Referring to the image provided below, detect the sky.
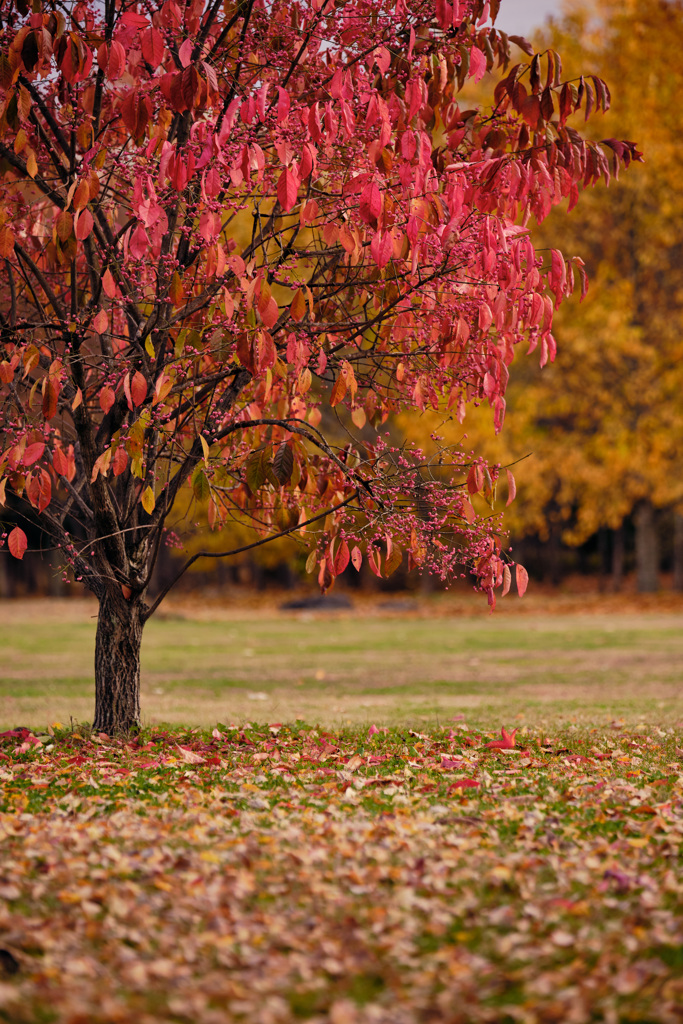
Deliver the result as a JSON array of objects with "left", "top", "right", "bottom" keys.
[{"left": 493, "top": 0, "right": 565, "bottom": 36}]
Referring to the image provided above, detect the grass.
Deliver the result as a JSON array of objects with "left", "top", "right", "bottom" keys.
[
  {"left": 1, "top": 593, "right": 683, "bottom": 730},
  {"left": 2, "top": 593, "right": 683, "bottom": 1022}
]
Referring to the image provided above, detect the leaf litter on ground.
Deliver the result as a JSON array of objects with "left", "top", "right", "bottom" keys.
[{"left": 0, "top": 720, "right": 682, "bottom": 1023}]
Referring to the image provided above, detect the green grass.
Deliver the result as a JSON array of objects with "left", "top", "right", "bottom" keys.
[{"left": 1, "top": 597, "right": 682, "bottom": 730}]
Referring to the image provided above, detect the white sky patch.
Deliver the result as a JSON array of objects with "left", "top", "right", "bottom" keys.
[{"left": 493, "top": 0, "right": 565, "bottom": 36}]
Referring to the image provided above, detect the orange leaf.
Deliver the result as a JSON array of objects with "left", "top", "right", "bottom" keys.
[
  {"left": 99, "top": 386, "right": 116, "bottom": 414},
  {"left": 290, "top": 288, "right": 307, "bottom": 322},
  {"left": 42, "top": 380, "right": 58, "bottom": 420},
  {"left": 330, "top": 373, "right": 347, "bottom": 407}
]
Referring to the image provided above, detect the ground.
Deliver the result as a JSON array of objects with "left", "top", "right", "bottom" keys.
[
  {"left": 2, "top": 591, "right": 683, "bottom": 729},
  {"left": 0, "top": 592, "right": 682, "bottom": 1023}
]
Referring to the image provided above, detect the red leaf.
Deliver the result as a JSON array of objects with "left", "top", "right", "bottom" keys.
[
  {"left": 516, "top": 563, "right": 529, "bottom": 597},
  {"left": 113, "top": 448, "right": 128, "bottom": 476},
  {"left": 521, "top": 95, "right": 541, "bottom": 128},
  {"left": 370, "top": 230, "right": 392, "bottom": 268},
  {"left": 8, "top": 527, "right": 27, "bottom": 560},
  {"left": 52, "top": 447, "right": 69, "bottom": 476},
  {"left": 359, "top": 180, "right": 382, "bottom": 224},
  {"left": 351, "top": 545, "right": 362, "bottom": 571},
  {"left": 333, "top": 538, "right": 350, "bottom": 575},
  {"left": 102, "top": 268, "right": 117, "bottom": 299},
  {"left": 75, "top": 209, "right": 93, "bottom": 240},
  {"left": 260, "top": 296, "right": 279, "bottom": 329},
  {"left": 485, "top": 727, "right": 518, "bottom": 750},
  {"left": 449, "top": 778, "right": 480, "bottom": 789},
  {"left": 277, "top": 165, "right": 300, "bottom": 212},
  {"left": 36, "top": 470, "right": 51, "bottom": 512},
  {"left": 23, "top": 442, "right": 45, "bottom": 467},
  {"left": 130, "top": 371, "right": 147, "bottom": 407},
  {"left": 141, "top": 26, "right": 165, "bottom": 68}
]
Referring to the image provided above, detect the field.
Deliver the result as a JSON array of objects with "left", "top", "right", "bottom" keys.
[
  {"left": 2, "top": 593, "right": 683, "bottom": 730},
  {"left": 0, "top": 594, "right": 682, "bottom": 1023}
]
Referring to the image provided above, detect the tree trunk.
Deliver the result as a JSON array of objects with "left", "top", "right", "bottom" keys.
[
  {"left": 93, "top": 589, "right": 145, "bottom": 734},
  {"left": 634, "top": 501, "right": 659, "bottom": 593},
  {"left": 611, "top": 525, "right": 624, "bottom": 592},
  {"left": 674, "top": 512, "right": 683, "bottom": 592}
]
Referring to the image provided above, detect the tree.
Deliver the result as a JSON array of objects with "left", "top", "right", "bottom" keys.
[
  {"left": 0, "top": 0, "right": 637, "bottom": 732},
  {"left": 427, "top": 0, "right": 682, "bottom": 592}
]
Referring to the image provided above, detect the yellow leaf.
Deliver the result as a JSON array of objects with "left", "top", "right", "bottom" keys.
[
  {"left": 26, "top": 151, "right": 37, "bottom": 179},
  {"left": 141, "top": 485, "right": 155, "bottom": 514},
  {"left": 200, "top": 434, "right": 210, "bottom": 463}
]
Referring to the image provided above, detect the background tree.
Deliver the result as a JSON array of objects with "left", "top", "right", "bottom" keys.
[
  {"left": 0, "top": 0, "right": 637, "bottom": 732},
  {"left": 422, "top": 0, "right": 682, "bottom": 592}
]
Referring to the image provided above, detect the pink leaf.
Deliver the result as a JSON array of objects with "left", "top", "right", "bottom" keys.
[
  {"left": 506, "top": 468, "right": 516, "bottom": 506},
  {"left": 277, "top": 87, "right": 290, "bottom": 123},
  {"left": 368, "top": 724, "right": 380, "bottom": 737},
  {"left": 440, "top": 756, "right": 465, "bottom": 769},
  {"left": 176, "top": 745, "right": 205, "bottom": 764},
  {"left": 469, "top": 46, "right": 487, "bottom": 83},
  {"left": 516, "top": 563, "right": 529, "bottom": 597},
  {"left": 178, "top": 38, "right": 194, "bottom": 68},
  {"left": 351, "top": 545, "right": 362, "bottom": 571},
  {"left": 450, "top": 778, "right": 480, "bottom": 789},
  {"left": 129, "top": 223, "right": 149, "bottom": 260}
]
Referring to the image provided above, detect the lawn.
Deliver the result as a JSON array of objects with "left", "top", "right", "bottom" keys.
[
  {"left": 0, "top": 594, "right": 682, "bottom": 1023},
  {"left": 1, "top": 594, "right": 683, "bottom": 730}
]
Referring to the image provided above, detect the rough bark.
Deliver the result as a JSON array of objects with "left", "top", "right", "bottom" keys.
[
  {"left": 634, "top": 500, "right": 659, "bottom": 593},
  {"left": 93, "top": 589, "right": 145, "bottom": 734}
]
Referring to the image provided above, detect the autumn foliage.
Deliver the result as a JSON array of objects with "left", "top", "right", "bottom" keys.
[{"left": 0, "top": 0, "right": 638, "bottom": 729}]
